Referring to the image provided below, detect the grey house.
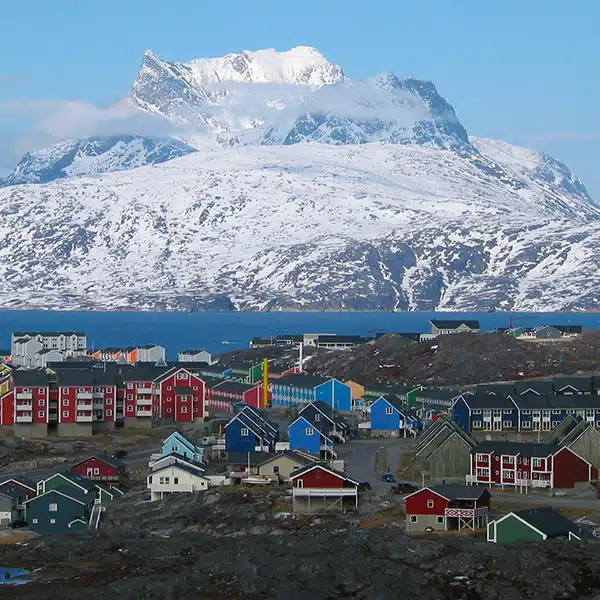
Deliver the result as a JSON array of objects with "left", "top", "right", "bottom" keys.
[{"left": 0, "top": 492, "right": 16, "bottom": 525}]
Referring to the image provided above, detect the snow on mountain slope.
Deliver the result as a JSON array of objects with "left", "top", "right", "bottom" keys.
[
  {"left": 0, "top": 143, "right": 598, "bottom": 312},
  {"left": 0, "top": 135, "right": 196, "bottom": 186}
]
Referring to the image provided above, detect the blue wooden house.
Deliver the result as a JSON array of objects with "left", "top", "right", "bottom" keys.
[
  {"left": 161, "top": 431, "right": 205, "bottom": 464},
  {"left": 288, "top": 414, "right": 335, "bottom": 458},
  {"left": 23, "top": 488, "right": 93, "bottom": 535},
  {"left": 451, "top": 394, "right": 518, "bottom": 433},
  {"left": 297, "top": 401, "right": 349, "bottom": 442},
  {"left": 315, "top": 379, "right": 352, "bottom": 412},
  {"left": 270, "top": 374, "right": 328, "bottom": 407},
  {"left": 224, "top": 407, "right": 278, "bottom": 453},
  {"left": 370, "top": 395, "right": 421, "bottom": 436}
]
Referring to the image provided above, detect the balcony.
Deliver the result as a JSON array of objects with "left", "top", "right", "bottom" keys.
[
  {"left": 93, "top": 401, "right": 104, "bottom": 409},
  {"left": 16, "top": 391, "right": 32, "bottom": 400},
  {"left": 76, "top": 392, "right": 93, "bottom": 400},
  {"left": 77, "top": 400, "right": 93, "bottom": 409},
  {"left": 76, "top": 414, "right": 94, "bottom": 423},
  {"left": 292, "top": 487, "right": 357, "bottom": 498},
  {"left": 15, "top": 400, "right": 32, "bottom": 408},
  {"left": 15, "top": 414, "right": 33, "bottom": 423},
  {"left": 137, "top": 388, "right": 153, "bottom": 396},
  {"left": 136, "top": 398, "right": 153, "bottom": 406},
  {"left": 445, "top": 506, "right": 489, "bottom": 518},
  {"left": 136, "top": 408, "right": 153, "bottom": 417}
]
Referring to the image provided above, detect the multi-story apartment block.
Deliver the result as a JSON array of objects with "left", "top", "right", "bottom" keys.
[{"left": 11, "top": 332, "right": 87, "bottom": 367}]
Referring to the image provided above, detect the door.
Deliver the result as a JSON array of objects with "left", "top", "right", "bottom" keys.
[
  {"left": 87, "top": 468, "right": 94, "bottom": 477},
  {"left": 493, "top": 421, "right": 502, "bottom": 431}
]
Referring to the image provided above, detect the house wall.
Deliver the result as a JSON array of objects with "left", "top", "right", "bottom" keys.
[
  {"left": 553, "top": 447, "right": 595, "bottom": 488},
  {"left": 225, "top": 418, "right": 261, "bottom": 453},
  {"left": 345, "top": 381, "right": 365, "bottom": 400},
  {"left": 288, "top": 418, "right": 322, "bottom": 454},
  {"left": 493, "top": 516, "right": 543, "bottom": 543},
  {"left": 315, "top": 380, "right": 352, "bottom": 412},
  {"left": 257, "top": 456, "right": 305, "bottom": 479},
  {"left": 451, "top": 398, "right": 470, "bottom": 432},
  {"left": 371, "top": 398, "right": 401, "bottom": 431},
  {"left": 25, "top": 491, "right": 88, "bottom": 535},
  {"left": 71, "top": 458, "right": 119, "bottom": 481},
  {"left": 406, "top": 513, "right": 447, "bottom": 533},
  {"left": 0, "top": 391, "right": 14, "bottom": 426},
  {"left": 405, "top": 489, "right": 448, "bottom": 516},
  {"left": 294, "top": 467, "right": 345, "bottom": 489},
  {"left": 422, "top": 434, "right": 473, "bottom": 479},
  {"left": 42, "top": 475, "right": 89, "bottom": 497},
  {"left": 568, "top": 429, "right": 600, "bottom": 468},
  {"left": 148, "top": 465, "right": 208, "bottom": 501},
  {"left": 157, "top": 370, "right": 205, "bottom": 423}
]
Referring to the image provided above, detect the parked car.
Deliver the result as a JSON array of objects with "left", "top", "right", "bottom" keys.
[
  {"left": 381, "top": 472, "right": 396, "bottom": 483},
  {"left": 358, "top": 481, "right": 372, "bottom": 492},
  {"left": 391, "top": 482, "right": 418, "bottom": 495},
  {"left": 9, "top": 519, "right": 27, "bottom": 529},
  {"left": 112, "top": 449, "right": 128, "bottom": 460}
]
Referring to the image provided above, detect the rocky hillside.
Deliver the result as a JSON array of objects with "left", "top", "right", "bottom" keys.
[
  {"left": 304, "top": 332, "right": 600, "bottom": 385},
  {"left": 3, "top": 489, "right": 600, "bottom": 599}
]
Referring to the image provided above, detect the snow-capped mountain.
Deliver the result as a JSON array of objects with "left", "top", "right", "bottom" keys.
[
  {"left": 0, "top": 135, "right": 196, "bottom": 186},
  {"left": 0, "top": 46, "right": 597, "bottom": 311}
]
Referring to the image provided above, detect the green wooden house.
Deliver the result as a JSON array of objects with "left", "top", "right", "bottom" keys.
[
  {"left": 23, "top": 488, "right": 93, "bottom": 535},
  {"left": 487, "top": 508, "right": 581, "bottom": 543},
  {"left": 37, "top": 472, "right": 97, "bottom": 499},
  {"left": 363, "top": 381, "right": 423, "bottom": 406}
]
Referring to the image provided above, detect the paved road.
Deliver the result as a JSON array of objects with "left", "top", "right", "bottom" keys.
[
  {"left": 0, "top": 449, "right": 154, "bottom": 483},
  {"left": 336, "top": 438, "right": 415, "bottom": 493},
  {"left": 491, "top": 489, "right": 600, "bottom": 511}
]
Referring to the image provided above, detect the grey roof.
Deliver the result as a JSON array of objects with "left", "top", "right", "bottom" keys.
[
  {"left": 120, "top": 365, "right": 170, "bottom": 382},
  {"left": 551, "top": 325, "right": 583, "bottom": 334},
  {"left": 462, "top": 394, "right": 516, "bottom": 409},
  {"left": 212, "top": 380, "right": 257, "bottom": 395},
  {"left": 54, "top": 370, "right": 97, "bottom": 386},
  {"left": 227, "top": 452, "right": 276, "bottom": 466},
  {"left": 415, "top": 417, "right": 477, "bottom": 457},
  {"left": 257, "top": 450, "right": 316, "bottom": 468},
  {"left": 316, "top": 335, "right": 370, "bottom": 344},
  {"left": 515, "top": 381, "right": 555, "bottom": 395},
  {"left": 473, "top": 441, "right": 560, "bottom": 457},
  {"left": 429, "top": 484, "right": 488, "bottom": 501},
  {"left": 542, "top": 415, "right": 581, "bottom": 444},
  {"left": 289, "top": 462, "right": 359, "bottom": 485},
  {"left": 510, "top": 508, "right": 579, "bottom": 538},
  {"left": 415, "top": 388, "right": 464, "bottom": 401},
  {"left": 180, "top": 349, "right": 210, "bottom": 354},
  {"left": 301, "top": 400, "right": 348, "bottom": 428},
  {"left": 12, "top": 369, "right": 49, "bottom": 386},
  {"left": 553, "top": 377, "right": 592, "bottom": 393},
  {"left": 13, "top": 331, "right": 86, "bottom": 337},
  {"left": 511, "top": 394, "right": 600, "bottom": 410},
  {"left": 151, "top": 462, "right": 208, "bottom": 479},
  {"left": 476, "top": 383, "right": 516, "bottom": 396},
  {"left": 375, "top": 394, "right": 404, "bottom": 411},
  {"left": 273, "top": 373, "right": 329, "bottom": 388},
  {"left": 430, "top": 320, "right": 480, "bottom": 330}
]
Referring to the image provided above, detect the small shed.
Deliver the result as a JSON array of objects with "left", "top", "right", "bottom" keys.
[{"left": 487, "top": 507, "right": 581, "bottom": 543}]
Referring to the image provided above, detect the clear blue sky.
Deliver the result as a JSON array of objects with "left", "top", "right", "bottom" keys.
[{"left": 1, "top": 0, "right": 599, "bottom": 198}]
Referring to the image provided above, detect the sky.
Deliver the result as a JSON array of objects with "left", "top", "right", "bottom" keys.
[{"left": 1, "top": 0, "right": 599, "bottom": 198}]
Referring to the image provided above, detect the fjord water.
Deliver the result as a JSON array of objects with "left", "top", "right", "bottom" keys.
[{"left": 0, "top": 311, "right": 598, "bottom": 358}]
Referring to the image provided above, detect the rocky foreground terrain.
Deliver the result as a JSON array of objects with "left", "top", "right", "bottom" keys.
[
  {"left": 2, "top": 489, "right": 600, "bottom": 599},
  {"left": 219, "top": 331, "right": 600, "bottom": 387}
]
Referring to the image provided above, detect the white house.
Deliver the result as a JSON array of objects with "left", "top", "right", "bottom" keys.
[
  {"left": 178, "top": 349, "right": 213, "bottom": 364},
  {"left": 147, "top": 463, "right": 210, "bottom": 502}
]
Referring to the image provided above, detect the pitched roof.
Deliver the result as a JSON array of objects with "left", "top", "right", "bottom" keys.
[
  {"left": 514, "top": 381, "right": 554, "bottom": 395},
  {"left": 430, "top": 320, "right": 480, "bottom": 330},
  {"left": 289, "top": 462, "right": 359, "bottom": 485},
  {"left": 461, "top": 394, "right": 516, "bottom": 410},
  {"left": 415, "top": 417, "right": 477, "bottom": 458},
  {"left": 476, "top": 383, "right": 516, "bottom": 396},
  {"left": 70, "top": 455, "right": 124, "bottom": 470},
  {"left": 473, "top": 441, "right": 560, "bottom": 457},
  {"left": 24, "top": 487, "right": 89, "bottom": 506},
  {"left": 509, "top": 508, "right": 579, "bottom": 538},
  {"left": 553, "top": 377, "right": 592, "bottom": 393},
  {"left": 374, "top": 394, "right": 404, "bottom": 411},
  {"left": 299, "top": 401, "right": 348, "bottom": 428},
  {"left": 426, "top": 484, "right": 488, "bottom": 501},
  {"left": 12, "top": 369, "right": 49, "bottom": 386},
  {"left": 273, "top": 373, "right": 329, "bottom": 388},
  {"left": 257, "top": 450, "right": 316, "bottom": 468},
  {"left": 511, "top": 394, "right": 600, "bottom": 410},
  {"left": 151, "top": 462, "right": 209, "bottom": 480},
  {"left": 415, "top": 388, "right": 464, "bottom": 401},
  {"left": 212, "top": 380, "right": 258, "bottom": 395}
]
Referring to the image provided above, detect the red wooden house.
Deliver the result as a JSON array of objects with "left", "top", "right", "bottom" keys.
[
  {"left": 289, "top": 463, "right": 358, "bottom": 513},
  {"left": 154, "top": 368, "right": 207, "bottom": 423},
  {"left": 404, "top": 485, "right": 490, "bottom": 533},
  {"left": 210, "top": 380, "right": 271, "bottom": 410},
  {"left": 70, "top": 456, "right": 125, "bottom": 484},
  {"left": 468, "top": 441, "right": 597, "bottom": 489}
]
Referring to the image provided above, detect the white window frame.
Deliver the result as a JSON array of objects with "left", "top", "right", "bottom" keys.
[
  {"left": 472, "top": 409, "right": 481, "bottom": 415},
  {"left": 475, "top": 453, "right": 485, "bottom": 461},
  {"left": 306, "top": 428, "right": 314, "bottom": 436},
  {"left": 49, "top": 503, "right": 58, "bottom": 512},
  {"left": 314, "top": 414, "right": 321, "bottom": 421},
  {"left": 240, "top": 428, "right": 249, "bottom": 436},
  {"left": 62, "top": 410, "right": 69, "bottom": 417},
  {"left": 532, "top": 458, "right": 543, "bottom": 467},
  {"left": 522, "top": 410, "right": 531, "bottom": 415},
  {"left": 38, "top": 411, "right": 44, "bottom": 418},
  {"left": 62, "top": 388, "right": 68, "bottom": 393},
  {"left": 503, "top": 421, "right": 511, "bottom": 428},
  {"left": 522, "top": 421, "right": 532, "bottom": 428},
  {"left": 502, "top": 470, "right": 513, "bottom": 479},
  {"left": 436, "top": 516, "right": 444, "bottom": 524},
  {"left": 106, "top": 410, "right": 112, "bottom": 416},
  {"left": 385, "top": 407, "right": 394, "bottom": 415},
  {"left": 427, "top": 499, "right": 434, "bottom": 508},
  {"left": 472, "top": 421, "right": 482, "bottom": 428},
  {"left": 409, "top": 515, "right": 418, "bottom": 523},
  {"left": 181, "top": 406, "right": 188, "bottom": 413},
  {"left": 32, "top": 518, "right": 38, "bottom": 524}
]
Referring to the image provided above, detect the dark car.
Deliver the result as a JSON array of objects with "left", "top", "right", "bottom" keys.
[
  {"left": 391, "top": 482, "right": 418, "bottom": 494},
  {"left": 381, "top": 472, "right": 396, "bottom": 483},
  {"left": 9, "top": 519, "right": 27, "bottom": 529},
  {"left": 358, "top": 481, "right": 372, "bottom": 492},
  {"left": 112, "top": 449, "right": 128, "bottom": 460}
]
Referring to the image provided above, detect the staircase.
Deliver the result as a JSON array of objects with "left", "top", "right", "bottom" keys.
[
  {"left": 330, "top": 430, "right": 346, "bottom": 443},
  {"left": 88, "top": 504, "right": 102, "bottom": 530}
]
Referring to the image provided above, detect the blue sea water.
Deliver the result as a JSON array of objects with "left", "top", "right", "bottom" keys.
[{"left": 0, "top": 311, "right": 599, "bottom": 359}]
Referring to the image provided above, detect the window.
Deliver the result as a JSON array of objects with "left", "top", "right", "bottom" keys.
[
  {"left": 436, "top": 516, "right": 444, "bottom": 524},
  {"left": 166, "top": 408, "right": 172, "bottom": 413},
  {"left": 177, "top": 373, "right": 187, "bottom": 379},
  {"left": 495, "top": 470, "right": 499, "bottom": 475},
  {"left": 148, "top": 476, "right": 152, "bottom": 484},
  {"left": 106, "top": 410, "right": 112, "bottom": 416},
  {"left": 127, "top": 406, "right": 134, "bottom": 412},
  {"left": 314, "top": 414, "right": 321, "bottom": 421},
  {"left": 49, "top": 503, "right": 58, "bottom": 512},
  {"left": 95, "top": 387, "right": 101, "bottom": 393},
  {"left": 472, "top": 410, "right": 481, "bottom": 414},
  {"left": 174, "top": 478, "right": 179, "bottom": 484},
  {"left": 193, "top": 386, "right": 198, "bottom": 391},
  {"left": 32, "top": 518, "right": 38, "bottom": 524},
  {"left": 384, "top": 407, "right": 394, "bottom": 415},
  {"left": 181, "top": 406, "right": 188, "bottom": 413},
  {"left": 522, "top": 421, "right": 532, "bottom": 428},
  {"left": 159, "top": 477, "right": 170, "bottom": 484},
  {"left": 106, "top": 399, "right": 112, "bottom": 405},
  {"left": 502, "top": 470, "right": 513, "bottom": 479},
  {"left": 127, "top": 394, "right": 133, "bottom": 400},
  {"left": 167, "top": 386, "right": 172, "bottom": 391},
  {"left": 39, "top": 399, "right": 45, "bottom": 406},
  {"left": 93, "top": 468, "right": 100, "bottom": 475},
  {"left": 127, "top": 383, "right": 133, "bottom": 389},
  {"left": 503, "top": 456, "right": 515, "bottom": 464},
  {"left": 241, "top": 428, "right": 249, "bottom": 436},
  {"left": 552, "top": 410, "right": 561, "bottom": 415},
  {"left": 78, "top": 388, "right": 85, "bottom": 393},
  {"left": 503, "top": 421, "right": 512, "bottom": 428},
  {"left": 409, "top": 515, "right": 418, "bottom": 523},
  {"left": 50, "top": 518, "right": 56, "bottom": 524},
  {"left": 475, "top": 453, "right": 485, "bottom": 461},
  {"left": 62, "top": 400, "right": 69, "bottom": 406},
  {"left": 522, "top": 410, "right": 531, "bottom": 415},
  {"left": 426, "top": 500, "right": 434, "bottom": 508},
  {"left": 38, "top": 411, "right": 44, "bottom": 418},
  {"left": 532, "top": 458, "right": 543, "bottom": 467},
  {"left": 306, "top": 428, "right": 314, "bottom": 436},
  {"left": 503, "top": 410, "right": 512, "bottom": 414},
  {"left": 296, "top": 479, "right": 304, "bottom": 488},
  {"left": 62, "top": 411, "right": 69, "bottom": 417},
  {"left": 273, "top": 466, "right": 280, "bottom": 475},
  {"left": 476, "top": 468, "right": 489, "bottom": 477},
  {"left": 522, "top": 458, "right": 529, "bottom": 465},
  {"left": 62, "top": 388, "right": 68, "bottom": 393},
  {"left": 472, "top": 421, "right": 482, "bottom": 428},
  {"left": 180, "top": 396, "right": 187, "bottom": 402},
  {"left": 39, "top": 388, "right": 45, "bottom": 394}
]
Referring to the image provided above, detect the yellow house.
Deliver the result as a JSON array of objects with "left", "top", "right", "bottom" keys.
[{"left": 344, "top": 380, "right": 365, "bottom": 400}]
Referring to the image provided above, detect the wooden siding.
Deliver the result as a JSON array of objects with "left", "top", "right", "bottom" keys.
[
  {"left": 568, "top": 428, "right": 600, "bottom": 468},
  {"left": 494, "top": 516, "right": 543, "bottom": 543},
  {"left": 421, "top": 434, "right": 473, "bottom": 478}
]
